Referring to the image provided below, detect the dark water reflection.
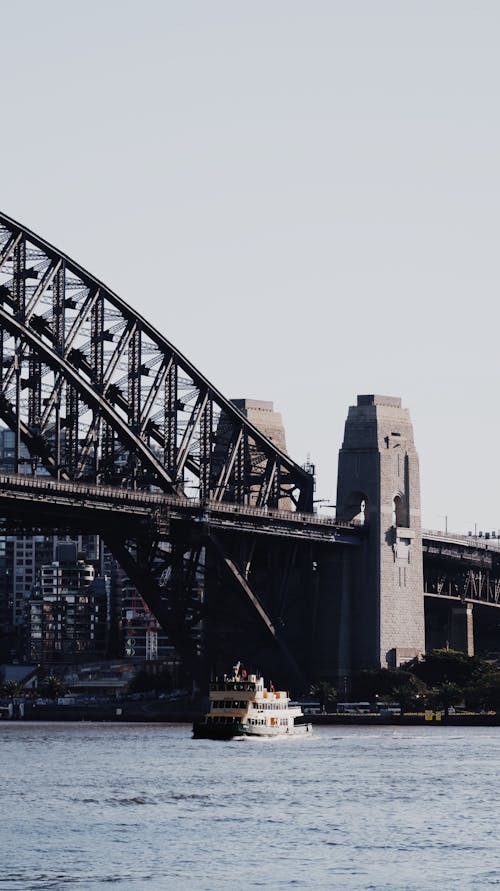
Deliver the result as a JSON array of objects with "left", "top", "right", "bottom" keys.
[{"left": 1, "top": 723, "right": 499, "bottom": 890}]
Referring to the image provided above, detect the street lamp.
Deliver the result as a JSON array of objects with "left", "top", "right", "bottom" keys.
[{"left": 439, "top": 515, "right": 448, "bottom": 534}]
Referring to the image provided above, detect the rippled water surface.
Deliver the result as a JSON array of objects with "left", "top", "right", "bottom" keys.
[{"left": 1, "top": 723, "right": 500, "bottom": 890}]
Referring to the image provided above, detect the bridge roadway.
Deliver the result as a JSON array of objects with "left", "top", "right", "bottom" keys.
[
  {"left": 0, "top": 471, "right": 497, "bottom": 562},
  {"left": 423, "top": 529, "right": 500, "bottom": 556},
  {"left": 1, "top": 471, "right": 499, "bottom": 611},
  {"left": 423, "top": 529, "right": 500, "bottom": 609},
  {"left": 0, "top": 472, "right": 360, "bottom": 544}
]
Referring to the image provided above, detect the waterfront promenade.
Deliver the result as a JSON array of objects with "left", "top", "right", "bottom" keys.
[{"left": 2, "top": 700, "right": 500, "bottom": 726}]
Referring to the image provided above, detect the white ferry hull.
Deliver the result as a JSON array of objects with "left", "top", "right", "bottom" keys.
[{"left": 242, "top": 722, "right": 312, "bottom": 738}]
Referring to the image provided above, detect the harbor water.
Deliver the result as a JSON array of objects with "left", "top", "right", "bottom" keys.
[{"left": 1, "top": 723, "right": 499, "bottom": 890}]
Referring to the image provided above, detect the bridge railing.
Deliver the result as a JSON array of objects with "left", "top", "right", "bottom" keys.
[
  {"left": 423, "top": 528, "right": 500, "bottom": 551},
  {"left": 0, "top": 472, "right": 357, "bottom": 530}
]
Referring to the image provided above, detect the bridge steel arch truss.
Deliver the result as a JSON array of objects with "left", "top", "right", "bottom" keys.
[
  {"left": 0, "top": 213, "right": 314, "bottom": 685},
  {"left": 0, "top": 214, "right": 312, "bottom": 508}
]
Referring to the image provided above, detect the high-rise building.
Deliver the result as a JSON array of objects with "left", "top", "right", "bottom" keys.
[{"left": 29, "top": 542, "right": 108, "bottom": 665}]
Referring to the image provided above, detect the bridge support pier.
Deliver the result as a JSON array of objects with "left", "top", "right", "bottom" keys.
[
  {"left": 449, "top": 603, "right": 474, "bottom": 656},
  {"left": 336, "top": 395, "right": 425, "bottom": 674}
]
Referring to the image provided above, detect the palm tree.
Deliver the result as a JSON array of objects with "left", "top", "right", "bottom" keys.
[
  {"left": 40, "top": 676, "right": 67, "bottom": 701},
  {"left": 310, "top": 681, "right": 337, "bottom": 713},
  {"left": 1, "top": 680, "right": 20, "bottom": 701}
]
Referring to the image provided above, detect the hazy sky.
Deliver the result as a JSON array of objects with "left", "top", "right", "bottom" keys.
[{"left": 1, "top": 1, "right": 499, "bottom": 534}]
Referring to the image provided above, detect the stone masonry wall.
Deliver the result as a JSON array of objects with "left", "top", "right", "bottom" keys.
[{"left": 337, "top": 395, "right": 425, "bottom": 671}]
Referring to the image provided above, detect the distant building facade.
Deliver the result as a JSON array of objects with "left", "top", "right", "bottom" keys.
[{"left": 29, "top": 542, "right": 108, "bottom": 665}]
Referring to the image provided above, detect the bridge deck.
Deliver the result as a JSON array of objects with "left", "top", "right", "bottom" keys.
[
  {"left": 0, "top": 473, "right": 360, "bottom": 543},
  {"left": 423, "top": 530, "right": 500, "bottom": 552}
]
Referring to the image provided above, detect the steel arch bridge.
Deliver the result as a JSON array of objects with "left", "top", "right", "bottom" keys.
[{"left": 0, "top": 212, "right": 320, "bottom": 686}]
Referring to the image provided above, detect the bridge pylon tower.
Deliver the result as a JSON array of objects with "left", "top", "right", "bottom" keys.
[{"left": 336, "top": 395, "right": 425, "bottom": 672}]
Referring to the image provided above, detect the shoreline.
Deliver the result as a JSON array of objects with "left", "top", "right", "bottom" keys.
[
  {"left": 310, "top": 712, "right": 500, "bottom": 726},
  {"left": 2, "top": 703, "right": 500, "bottom": 725}
]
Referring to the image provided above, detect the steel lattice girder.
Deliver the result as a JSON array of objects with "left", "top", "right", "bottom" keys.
[
  {"left": 424, "top": 546, "right": 500, "bottom": 607},
  {"left": 0, "top": 212, "right": 313, "bottom": 509},
  {"left": 0, "top": 212, "right": 315, "bottom": 685}
]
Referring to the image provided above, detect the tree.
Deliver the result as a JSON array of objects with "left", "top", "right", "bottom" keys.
[
  {"left": 353, "top": 668, "right": 419, "bottom": 701},
  {"left": 429, "top": 681, "right": 463, "bottom": 717},
  {"left": 465, "top": 670, "right": 500, "bottom": 712},
  {"left": 392, "top": 682, "right": 426, "bottom": 715},
  {"left": 1, "top": 680, "right": 20, "bottom": 701},
  {"left": 409, "top": 649, "right": 484, "bottom": 688},
  {"left": 310, "top": 681, "right": 337, "bottom": 712},
  {"left": 39, "top": 676, "right": 67, "bottom": 701}
]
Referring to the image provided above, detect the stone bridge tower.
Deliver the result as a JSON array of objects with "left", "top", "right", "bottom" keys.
[{"left": 336, "top": 395, "right": 425, "bottom": 671}]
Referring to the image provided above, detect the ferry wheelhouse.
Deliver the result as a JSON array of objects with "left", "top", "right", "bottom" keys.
[{"left": 192, "top": 664, "right": 312, "bottom": 740}]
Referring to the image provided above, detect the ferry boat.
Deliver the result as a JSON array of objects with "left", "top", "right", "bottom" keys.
[{"left": 192, "top": 662, "right": 312, "bottom": 740}]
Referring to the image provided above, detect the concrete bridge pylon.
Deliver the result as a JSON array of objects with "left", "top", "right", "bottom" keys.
[{"left": 336, "top": 395, "right": 426, "bottom": 672}]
